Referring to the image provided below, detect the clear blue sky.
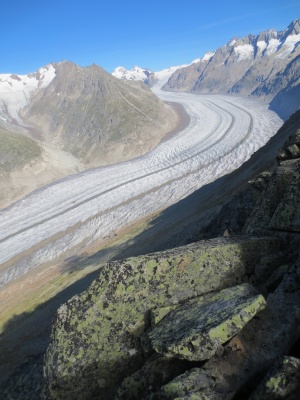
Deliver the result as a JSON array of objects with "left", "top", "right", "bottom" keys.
[{"left": 1, "top": 0, "right": 299, "bottom": 74}]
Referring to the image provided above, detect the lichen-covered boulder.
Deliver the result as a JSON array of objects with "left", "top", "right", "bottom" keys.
[
  {"left": 177, "top": 264, "right": 300, "bottom": 399},
  {"left": 249, "top": 356, "right": 300, "bottom": 400},
  {"left": 144, "top": 284, "right": 266, "bottom": 361},
  {"left": 160, "top": 368, "right": 215, "bottom": 400},
  {"left": 44, "top": 236, "right": 281, "bottom": 399},
  {"left": 115, "top": 354, "right": 191, "bottom": 400}
]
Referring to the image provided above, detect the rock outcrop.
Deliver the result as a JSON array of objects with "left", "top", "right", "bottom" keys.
[
  {"left": 249, "top": 356, "right": 300, "bottom": 400},
  {"left": 44, "top": 236, "right": 280, "bottom": 399},
  {"left": 245, "top": 125, "right": 300, "bottom": 237}
]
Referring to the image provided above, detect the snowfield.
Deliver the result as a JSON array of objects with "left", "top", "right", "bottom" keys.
[
  {"left": 0, "top": 90, "right": 282, "bottom": 287},
  {"left": 0, "top": 65, "right": 56, "bottom": 124}
]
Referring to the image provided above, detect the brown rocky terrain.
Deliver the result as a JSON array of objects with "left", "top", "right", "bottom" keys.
[
  {"left": 0, "top": 62, "right": 180, "bottom": 208},
  {"left": 21, "top": 62, "right": 179, "bottom": 167}
]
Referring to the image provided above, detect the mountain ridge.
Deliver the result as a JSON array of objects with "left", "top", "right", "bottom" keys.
[{"left": 163, "top": 19, "right": 300, "bottom": 119}]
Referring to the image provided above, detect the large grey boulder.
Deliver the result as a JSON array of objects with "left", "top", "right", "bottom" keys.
[
  {"left": 249, "top": 356, "right": 300, "bottom": 400},
  {"left": 44, "top": 236, "right": 280, "bottom": 399},
  {"left": 144, "top": 284, "right": 266, "bottom": 361},
  {"left": 168, "top": 264, "right": 300, "bottom": 399}
]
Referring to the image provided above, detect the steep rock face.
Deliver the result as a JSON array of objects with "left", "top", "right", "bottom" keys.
[
  {"left": 21, "top": 62, "right": 178, "bottom": 166},
  {"left": 164, "top": 20, "right": 300, "bottom": 118},
  {"left": 44, "top": 236, "right": 280, "bottom": 399},
  {"left": 193, "top": 109, "right": 300, "bottom": 241}
]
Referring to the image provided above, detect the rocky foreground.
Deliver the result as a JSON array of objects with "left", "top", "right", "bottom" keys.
[{"left": 40, "top": 114, "right": 300, "bottom": 399}]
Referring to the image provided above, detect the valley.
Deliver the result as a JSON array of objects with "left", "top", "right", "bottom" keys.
[{"left": 0, "top": 91, "right": 282, "bottom": 289}]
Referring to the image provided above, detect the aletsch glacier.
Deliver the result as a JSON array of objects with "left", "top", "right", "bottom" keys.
[
  {"left": 3, "top": 18, "right": 300, "bottom": 287},
  {"left": 0, "top": 88, "right": 282, "bottom": 287}
]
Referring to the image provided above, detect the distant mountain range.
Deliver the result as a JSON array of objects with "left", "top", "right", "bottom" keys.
[
  {"left": 112, "top": 56, "right": 212, "bottom": 90},
  {"left": 113, "top": 19, "right": 300, "bottom": 119}
]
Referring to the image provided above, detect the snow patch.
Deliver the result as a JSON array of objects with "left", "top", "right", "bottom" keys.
[
  {"left": 112, "top": 66, "right": 152, "bottom": 81},
  {"left": 0, "top": 64, "right": 56, "bottom": 123},
  {"left": 265, "top": 38, "right": 281, "bottom": 55},
  {"left": 202, "top": 51, "right": 215, "bottom": 61},
  {"left": 234, "top": 44, "right": 254, "bottom": 61},
  {"left": 276, "top": 33, "right": 300, "bottom": 59},
  {"left": 257, "top": 40, "right": 267, "bottom": 53}
]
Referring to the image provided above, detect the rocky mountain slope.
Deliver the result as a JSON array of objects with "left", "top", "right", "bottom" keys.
[
  {"left": 42, "top": 111, "right": 300, "bottom": 399},
  {"left": 20, "top": 62, "right": 178, "bottom": 166},
  {"left": 0, "top": 62, "right": 178, "bottom": 207},
  {"left": 164, "top": 19, "right": 300, "bottom": 119}
]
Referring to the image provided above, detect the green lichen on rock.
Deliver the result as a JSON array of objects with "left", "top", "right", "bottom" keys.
[
  {"left": 160, "top": 368, "right": 215, "bottom": 400},
  {"left": 249, "top": 356, "right": 300, "bottom": 399},
  {"left": 44, "top": 236, "right": 281, "bottom": 399},
  {"left": 151, "top": 305, "right": 180, "bottom": 326},
  {"left": 115, "top": 354, "right": 191, "bottom": 400},
  {"left": 145, "top": 284, "right": 266, "bottom": 361}
]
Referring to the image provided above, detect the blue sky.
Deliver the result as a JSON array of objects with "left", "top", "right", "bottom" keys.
[{"left": 1, "top": 0, "right": 299, "bottom": 74}]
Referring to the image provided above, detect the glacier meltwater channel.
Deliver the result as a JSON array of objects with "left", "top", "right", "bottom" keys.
[{"left": 0, "top": 91, "right": 282, "bottom": 287}]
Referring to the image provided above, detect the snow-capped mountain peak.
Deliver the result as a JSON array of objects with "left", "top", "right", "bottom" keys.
[
  {"left": 0, "top": 64, "right": 56, "bottom": 124},
  {"left": 201, "top": 51, "right": 215, "bottom": 61},
  {"left": 112, "top": 57, "right": 213, "bottom": 90},
  {"left": 222, "top": 22, "right": 300, "bottom": 63},
  {"left": 112, "top": 65, "right": 152, "bottom": 81}
]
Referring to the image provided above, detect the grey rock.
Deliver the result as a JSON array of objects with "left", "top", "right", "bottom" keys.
[
  {"left": 115, "top": 354, "right": 191, "bottom": 400},
  {"left": 245, "top": 158, "right": 300, "bottom": 234},
  {"left": 182, "top": 265, "right": 300, "bottom": 399},
  {"left": 44, "top": 236, "right": 281, "bottom": 400},
  {"left": 249, "top": 356, "right": 300, "bottom": 400},
  {"left": 144, "top": 284, "right": 266, "bottom": 362},
  {"left": 160, "top": 368, "right": 216, "bottom": 400}
]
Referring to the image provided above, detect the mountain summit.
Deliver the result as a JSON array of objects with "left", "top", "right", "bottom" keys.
[{"left": 21, "top": 62, "right": 178, "bottom": 166}]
